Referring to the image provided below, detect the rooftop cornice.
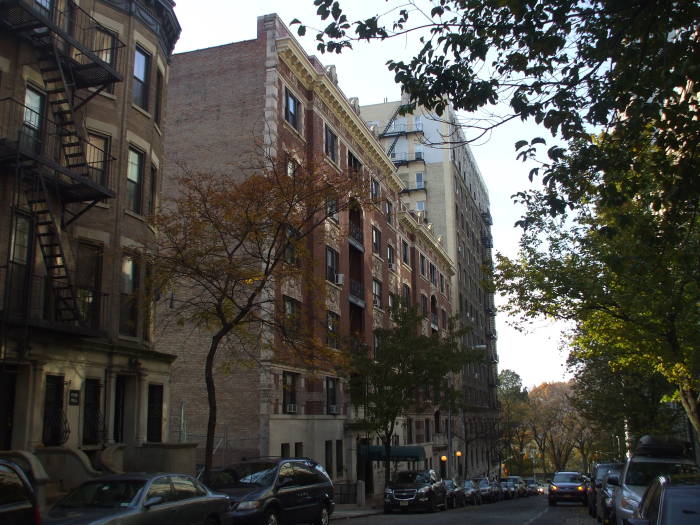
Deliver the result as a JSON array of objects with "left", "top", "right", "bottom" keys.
[{"left": 276, "top": 37, "right": 404, "bottom": 194}]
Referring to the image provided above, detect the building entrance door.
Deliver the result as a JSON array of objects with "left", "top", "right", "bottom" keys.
[
  {"left": 42, "top": 374, "right": 67, "bottom": 446},
  {"left": 0, "top": 367, "right": 17, "bottom": 449}
]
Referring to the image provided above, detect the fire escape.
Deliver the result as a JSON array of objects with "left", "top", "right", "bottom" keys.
[
  {"left": 0, "top": 0, "right": 124, "bottom": 333},
  {"left": 380, "top": 104, "right": 425, "bottom": 166}
]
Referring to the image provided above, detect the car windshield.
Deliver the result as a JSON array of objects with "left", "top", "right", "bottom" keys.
[
  {"left": 394, "top": 472, "right": 430, "bottom": 484},
  {"left": 664, "top": 489, "right": 700, "bottom": 524},
  {"left": 57, "top": 480, "right": 146, "bottom": 508},
  {"left": 625, "top": 462, "right": 699, "bottom": 487},
  {"left": 208, "top": 462, "right": 277, "bottom": 488},
  {"left": 553, "top": 473, "right": 582, "bottom": 484},
  {"left": 444, "top": 480, "right": 455, "bottom": 489}
]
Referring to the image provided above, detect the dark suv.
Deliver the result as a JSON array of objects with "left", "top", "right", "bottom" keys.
[
  {"left": 384, "top": 469, "right": 446, "bottom": 512},
  {"left": 548, "top": 471, "right": 587, "bottom": 506},
  {"left": 0, "top": 459, "right": 41, "bottom": 525},
  {"left": 205, "top": 457, "right": 334, "bottom": 525}
]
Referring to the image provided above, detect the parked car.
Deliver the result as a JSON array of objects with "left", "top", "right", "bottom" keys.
[
  {"left": 627, "top": 473, "right": 700, "bottom": 525},
  {"left": 501, "top": 475, "right": 527, "bottom": 497},
  {"left": 588, "top": 462, "right": 622, "bottom": 518},
  {"left": 548, "top": 471, "right": 587, "bottom": 506},
  {"left": 501, "top": 481, "right": 516, "bottom": 499},
  {"left": 44, "top": 473, "right": 231, "bottom": 525},
  {"left": 474, "top": 477, "right": 494, "bottom": 503},
  {"left": 596, "top": 465, "right": 623, "bottom": 525},
  {"left": 523, "top": 477, "right": 539, "bottom": 496},
  {"left": 460, "top": 479, "right": 482, "bottom": 505},
  {"left": 490, "top": 480, "right": 504, "bottom": 501},
  {"left": 205, "top": 457, "right": 334, "bottom": 525},
  {"left": 0, "top": 459, "right": 41, "bottom": 525},
  {"left": 608, "top": 436, "right": 699, "bottom": 525},
  {"left": 384, "top": 469, "right": 446, "bottom": 513},
  {"left": 443, "top": 479, "right": 464, "bottom": 508}
]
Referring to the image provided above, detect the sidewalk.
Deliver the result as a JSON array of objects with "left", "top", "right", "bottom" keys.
[{"left": 331, "top": 503, "right": 383, "bottom": 521}]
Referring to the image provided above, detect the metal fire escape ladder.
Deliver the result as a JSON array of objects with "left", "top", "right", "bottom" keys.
[{"left": 24, "top": 174, "right": 82, "bottom": 323}]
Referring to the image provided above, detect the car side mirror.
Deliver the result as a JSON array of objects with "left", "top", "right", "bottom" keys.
[
  {"left": 606, "top": 475, "right": 620, "bottom": 486},
  {"left": 143, "top": 496, "right": 163, "bottom": 509}
]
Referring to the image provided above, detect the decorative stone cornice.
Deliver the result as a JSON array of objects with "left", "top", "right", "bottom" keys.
[{"left": 276, "top": 37, "right": 404, "bottom": 194}]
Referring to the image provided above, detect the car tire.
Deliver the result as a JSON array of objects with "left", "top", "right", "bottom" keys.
[
  {"left": 265, "top": 509, "right": 280, "bottom": 525},
  {"left": 313, "top": 504, "right": 329, "bottom": 525}
]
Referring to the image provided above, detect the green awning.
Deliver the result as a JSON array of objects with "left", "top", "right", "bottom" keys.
[{"left": 358, "top": 445, "right": 426, "bottom": 462}]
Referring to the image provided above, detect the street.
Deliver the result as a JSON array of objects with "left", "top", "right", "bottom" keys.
[{"left": 334, "top": 497, "right": 596, "bottom": 525}]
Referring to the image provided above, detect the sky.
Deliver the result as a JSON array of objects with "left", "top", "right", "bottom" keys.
[{"left": 171, "top": 1, "right": 572, "bottom": 389}]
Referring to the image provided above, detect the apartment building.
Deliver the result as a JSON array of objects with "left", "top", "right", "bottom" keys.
[
  {"left": 0, "top": 0, "right": 180, "bottom": 472},
  {"left": 162, "top": 14, "right": 456, "bottom": 495},
  {"left": 362, "top": 98, "right": 500, "bottom": 478}
]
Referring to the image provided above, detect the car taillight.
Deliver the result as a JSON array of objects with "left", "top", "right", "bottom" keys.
[{"left": 34, "top": 505, "right": 42, "bottom": 525}]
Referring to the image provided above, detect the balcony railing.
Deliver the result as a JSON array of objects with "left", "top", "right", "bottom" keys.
[
  {"left": 0, "top": 266, "right": 110, "bottom": 335},
  {"left": 390, "top": 152, "right": 425, "bottom": 165},
  {"left": 349, "top": 222, "right": 363, "bottom": 244},
  {"left": 349, "top": 279, "right": 365, "bottom": 301},
  {"left": 0, "top": 98, "right": 115, "bottom": 202},
  {"left": 0, "top": 0, "right": 125, "bottom": 87},
  {"left": 381, "top": 122, "right": 423, "bottom": 137},
  {"left": 481, "top": 234, "right": 493, "bottom": 248}
]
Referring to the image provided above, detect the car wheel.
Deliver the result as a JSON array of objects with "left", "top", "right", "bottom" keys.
[
  {"left": 313, "top": 504, "right": 329, "bottom": 525},
  {"left": 265, "top": 509, "right": 280, "bottom": 525},
  {"left": 428, "top": 496, "right": 438, "bottom": 512}
]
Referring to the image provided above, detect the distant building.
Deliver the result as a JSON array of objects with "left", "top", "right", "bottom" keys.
[
  {"left": 162, "top": 14, "right": 456, "bottom": 494},
  {"left": 0, "top": 0, "right": 181, "bottom": 473},
  {"left": 362, "top": 98, "right": 499, "bottom": 477}
]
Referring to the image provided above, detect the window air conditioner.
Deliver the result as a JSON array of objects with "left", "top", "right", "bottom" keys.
[
  {"left": 335, "top": 273, "right": 344, "bottom": 285},
  {"left": 286, "top": 404, "right": 297, "bottom": 414},
  {"left": 388, "top": 262, "right": 395, "bottom": 271},
  {"left": 328, "top": 405, "right": 339, "bottom": 415}
]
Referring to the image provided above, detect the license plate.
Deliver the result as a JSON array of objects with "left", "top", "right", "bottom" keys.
[{"left": 400, "top": 501, "right": 409, "bottom": 506}]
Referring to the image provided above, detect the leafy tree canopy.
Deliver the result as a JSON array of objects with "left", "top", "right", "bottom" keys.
[{"left": 295, "top": 0, "right": 700, "bottom": 215}]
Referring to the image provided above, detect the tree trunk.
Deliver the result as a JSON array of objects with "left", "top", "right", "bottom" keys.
[
  {"left": 678, "top": 386, "right": 700, "bottom": 439},
  {"left": 203, "top": 331, "right": 225, "bottom": 484},
  {"left": 384, "top": 438, "right": 392, "bottom": 491}
]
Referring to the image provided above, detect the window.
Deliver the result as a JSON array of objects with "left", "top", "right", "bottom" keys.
[
  {"left": 406, "top": 418, "right": 414, "bottom": 444},
  {"left": 119, "top": 255, "right": 139, "bottom": 336},
  {"left": 86, "top": 132, "right": 109, "bottom": 186},
  {"left": 127, "top": 147, "right": 144, "bottom": 214},
  {"left": 416, "top": 200, "right": 426, "bottom": 212},
  {"left": 386, "top": 244, "right": 395, "bottom": 266},
  {"left": 286, "top": 157, "right": 299, "bottom": 177},
  {"left": 348, "top": 151, "right": 362, "bottom": 174},
  {"left": 388, "top": 293, "right": 396, "bottom": 311},
  {"left": 326, "top": 377, "right": 339, "bottom": 414},
  {"left": 284, "top": 88, "right": 300, "bottom": 130},
  {"left": 371, "top": 227, "right": 381, "bottom": 254},
  {"left": 325, "top": 440, "right": 333, "bottom": 477},
  {"left": 372, "top": 279, "right": 382, "bottom": 308},
  {"left": 401, "top": 240, "right": 410, "bottom": 265},
  {"left": 76, "top": 243, "right": 102, "bottom": 328},
  {"left": 420, "top": 294, "right": 428, "bottom": 316},
  {"left": 324, "top": 124, "right": 337, "bottom": 162},
  {"left": 327, "top": 311, "right": 340, "bottom": 348},
  {"left": 370, "top": 178, "right": 380, "bottom": 200},
  {"left": 424, "top": 417, "right": 432, "bottom": 441},
  {"left": 415, "top": 146, "right": 424, "bottom": 160},
  {"left": 281, "top": 443, "right": 291, "bottom": 457},
  {"left": 336, "top": 440, "right": 344, "bottom": 478},
  {"left": 22, "top": 86, "right": 44, "bottom": 153},
  {"left": 326, "top": 196, "right": 339, "bottom": 222},
  {"left": 295, "top": 442, "right": 304, "bottom": 457},
  {"left": 386, "top": 200, "right": 393, "bottom": 224},
  {"left": 147, "top": 477, "right": 173, "bottom": 502},
  {"left": 132, "top": 46, "right": 151, "bottom": 110},
  {"left": 282, "top": 296, "right": 301, "bottom": 336},
  {"left": 154, "top": 69, "right": 164, "bottom": 124},
  {"left": 147, "top": 383, "right": 163, "bottom": 442},
  {"left": 143, "top": 164, "right": 156, "bottom": 217},
  {"left": 416, "top": 172, "right": 424, "bottom": 189},
  {"left": 171, "top": 476, "right": 204, "bottom": 500},
  {"left": 283, "top": 227, "right": 300, "bottom": 266},
  {"left": 325, "top": 246, "right": 339, "bottom": 283},
  {"left": 439, "top": 273, "right": 445, "bottom": 293},
  {"left": 441, "top": 309, "right": 447, "bottom": 329},
  {"left": 419, "top": 253, "right": 426, "bottom": 276},
  {"left": 429, "top": 263, "right": 437, "bottom": 285},
  {"left": 282, "top": 372, "right": 298, "bottom": 414},
  {"left": 402, "top": 284, "right": 411, "bottom": 302}
]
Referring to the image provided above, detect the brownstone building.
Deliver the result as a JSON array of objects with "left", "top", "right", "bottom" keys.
[
  {"left": 162, "top": 14, "right": 457, "bottom": 494},
  {"left": 0, "top": 0, "right": 181, "bottom": 477}
]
